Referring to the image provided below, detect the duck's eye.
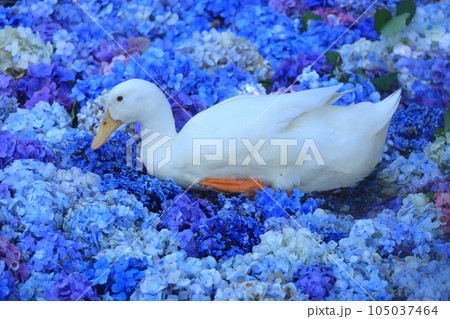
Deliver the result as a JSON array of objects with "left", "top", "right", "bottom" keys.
[{"left": 117, "top": 96, "right": 123, "bottom": 102}]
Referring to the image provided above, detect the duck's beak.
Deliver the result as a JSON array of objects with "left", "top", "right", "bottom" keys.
[{"left": 91, "top": 109, "right": 123, "bottom": 150}]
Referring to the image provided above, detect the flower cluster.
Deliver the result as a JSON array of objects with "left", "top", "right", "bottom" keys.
[
  {"left": 45, "top": 272, "right": 100, "bottom": 301},
  {"left": 0, "top": 236, "right": 30, "bottom": 283},
  {"left": 434, "top": 182, "right": 450, "bottom": 234},
  {"left": 0, "top": 96, "right": 18, "bottom": 125},
  {"left": 178, "top": 29, "right": 271, "bottom": 81},
  {"left": 0, "top": 130, "right": 57, "bottom": 169},
  {"left": 76, "top": 89, "right": 111, "bottom": 135},
  {"left": 378, "top": 152, "right": 444, "bottom": 196},
  {"left": 312, "top": 7, "right": 355, "bottom": 27},
  {"left": 0, "top": 26, "right": 53, "bottom": 78},
  {"left": 269, "top": 0, "right": 309, "bottom": 18},
  {"left": 354, "top": 194, "right": 444, "bottom": 259},
  {"left": 1, "top": 100, "right": 77, "bottom": 160},
  {"left": 425, "top": 134, "right": 450, "bottom": 176},
  {"left": 387, "top": 103, "right": 444, "bottom": 154},
  {"left": 17, "top": 63, "right": 75, "bottom": 111},
  {"left": 338, "top": 2, "right": 450, "bottom": 108},
  {"left": 271, "top": 52, "right": 331, "bottom": 91},
  {"left": 0, "top": 72, "right": 17, "bottom": 98},
  {"left": 292, "top": 263, "right": 335, "bottom": 300}
]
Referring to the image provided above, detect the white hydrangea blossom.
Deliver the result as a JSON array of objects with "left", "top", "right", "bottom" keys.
[
  {"left": 0, "top": 26, "right": 53, "bottom": 78},
  {"left": 178, "top": 29, "right": 272, "bottom": 81},
  {"left": 77, "top": 89, "right": 109, "bottom": 134},
  {"left": 339, "top": 38, "right": 388, "bottom": 71},
  {"left": 425, "top": 134, "right": 450, "bottom": 174},
  {"left": 117, "top": 2, "right": 179, "bottom": 35}
]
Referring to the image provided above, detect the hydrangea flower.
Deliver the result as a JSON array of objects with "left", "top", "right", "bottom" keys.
[
  {"left": 9, "top": 0, "right": 58, "bottom": 25},
  {"left": 132, "top": 251, "right": 224, "bottom": 301},
  {"left": 312, "top": 7, "right": 354, "bottom": 27},
  {"left": 0, "top": 96, "right": 18, "bottom": 125},
  {"left": 0, "top": 71, "right": 17, "bottom": 98},
  {"left": 0, "top": 261, "right": 18, "bottom": 301},
  {"left": 369, "top": 194, "right": 444, "bottom": 258},
  {"left": 76, "top": 89, "right": 110, "bottom": 134},
  {"left": 292, "top": 263, "right": 335, "bottom": 300},
  {"left": 0, "top": 26, "right": 53, "bottom": 78},
  {"left": 177, "top": 29, "right": 271, "bottom": 81},
  {"left": 192, "top": 212, "right": 264, "bottom": 259},
  {"left": 378, "top": 152, "right": 444, "bottom": 196},
  {"left": 434, "top": 183, "right": 450, "bottom": 234},
  {"left": 17, "top": 62, "right": 75, "bottom": 111},
  {"left": 425, "top": 134, "right": 450, "bottom": 174},
  {"left": 387, "top": 103, "right": 444, "bottom": 154},
  {"left": 83, "top": 256, "right": 147, "bottom": 301},
  {"left": 0, "top": 236, "right": 30, "bottom": 283},
  {"left": 338, "top": 2, "right": 449, "bottom": 106},
  {"left": 18, "top": 272, "right": 56, "bottom": 301},
  {"left": 271, "top": 52, "right": 331, "bottom": 91},
  {"left": 169, "top": 91, "right": 208, "bottom": 131},
  {"left": 45, "top": 272, "right": 100, "bottom": 301},
  {"left": 64, "top": 189, "right": 152, "bottom": 256},
  {"left": 0, "top": 130, "right": 58, "bottom": 169},
  {"left": 269, "top": 0, "right": 309, "bottom": 17},
  {"left": 389, "top": 256, "right": 449, "bottom": 301}
]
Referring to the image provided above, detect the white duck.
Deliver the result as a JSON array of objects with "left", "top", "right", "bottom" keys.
[{"left": 91, "top": 79, "right": 401, "bottom": 194}]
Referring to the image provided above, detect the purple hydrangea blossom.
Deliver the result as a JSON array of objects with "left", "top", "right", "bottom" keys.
[
  {"left": 169, "top": 91, "right": 208, "bottom": 131},
  {"left": 269, "top": 0, "right": 309, "bottom": 17},
  {"left": 45, "top": 272, "right": 100, "bottom": 301},
  {"left": 271, "top": 52, "right": 332, "bottom": 91},
  {"left": 292, "top": 263, "right": 335, "bottom": 300},
  {"left": 17, "top": 63, "right": 74, "bottom": 111},
  {"left": 0, "top": 236, "right": 30, "bottom": 283},
  {"left": 0, "top": 130, "right": 58, "bottom": 169},
  {"left": 0, "top": 72, "right": 17, "bottom": 98}
]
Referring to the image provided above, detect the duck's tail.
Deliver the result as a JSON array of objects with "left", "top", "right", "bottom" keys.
[{"left": 370, "top": 89, "right": 402, "bottom": 135}]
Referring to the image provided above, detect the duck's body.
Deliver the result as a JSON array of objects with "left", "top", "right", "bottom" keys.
[{"left": 92, "top": 79, "right": 401, "bottom": 194}]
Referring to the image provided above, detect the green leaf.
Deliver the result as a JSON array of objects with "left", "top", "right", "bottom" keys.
[
  {"left": 371, "top": 72, "right": 398, "bottom": 92},
  {"left": 425, "top": 192, "right": 435, "bottom": 202},
  {"left": 395, "top": 0, "right": 416, "bottom": 25},
  {"left": 354, "top": 67, "right": 366, "bottom": 80},
  {"left": 259, "top": 79, "right": 273, "bottom": 92},
  {"left": 70, "top": 100, "right": 79, "bottom": 126},
  {"left": 445, "top": 108, "right": 450, "bottom": 133},
  {"left": 372, "top": 232, "right": 382, "bottom": 239},
  {"left": 325, "top": 51, "right": 341, "bottom": 68},
  {"left": 374, "top": 9, "right": 392, "bottom": 35},
  {"left": 380, "top": 13, "right": 410, "bottom": 36},
  {"left": 435, "top": 109, "right": 450, "bottom": 137},
  {"left": 301, "top": 11, "right": 322, "bottom": 32}
]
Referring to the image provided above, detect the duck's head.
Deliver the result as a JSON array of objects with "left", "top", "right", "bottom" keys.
[{"left": 91, "top": 79, "right": 175, "bottom": 150}]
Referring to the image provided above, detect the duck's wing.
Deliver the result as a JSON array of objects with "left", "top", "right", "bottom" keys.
[
  {"left": 264, "top": 84, "right": 344, "bottom": 132},
  {"left": 181, "top": 84, "right": 344, "bottom": 136}
]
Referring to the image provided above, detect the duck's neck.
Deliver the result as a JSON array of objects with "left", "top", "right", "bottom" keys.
[{"left": 139, "top": 98, "right": 177, "bottom": 139}]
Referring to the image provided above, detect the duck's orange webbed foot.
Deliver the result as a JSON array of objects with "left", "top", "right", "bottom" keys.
[{"left": 200, "top": 178, "right": 266, "bottom": 196}]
